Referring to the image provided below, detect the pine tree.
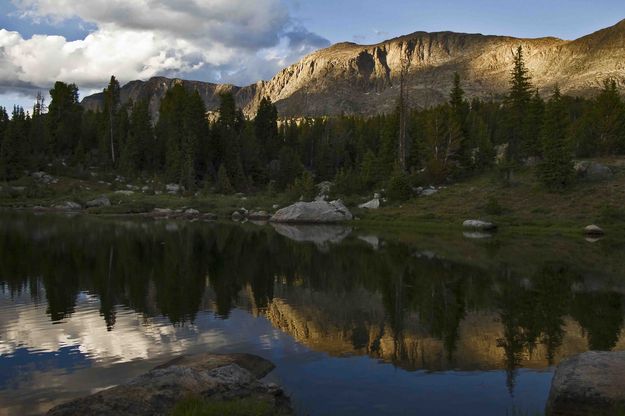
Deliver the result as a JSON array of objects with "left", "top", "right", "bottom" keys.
[
  {"left": 217, "top": 93, "right": 247, "bottom": 190},
  {"left": 254, "top": 97, "right": 279, "bottom": 164},
  {"left": 48, "top": 82, "right": 82, "bottom": 158},
  {"left": 0, "top": 107, "right": 28, "bottom": 180},
  {"left": 594, "top": 79, "right": 625, "bottom": 155},
  {"left": 538, "top": 87, "right": 575, "bottom": 190},
  {"left": 502, "top": 46, "right": 533, "bottom": 183},
  {"left": 103, "top": 76, "right": 121, "bottom": 165}
]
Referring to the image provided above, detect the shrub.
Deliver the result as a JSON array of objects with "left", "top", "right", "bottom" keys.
[{"left": 386, "top": 165, "right": 412, "bottom": 202}]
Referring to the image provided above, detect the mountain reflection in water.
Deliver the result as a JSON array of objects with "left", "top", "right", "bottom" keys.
[{"left": 1, "top": 212, "right": 624, "bottom": 415}]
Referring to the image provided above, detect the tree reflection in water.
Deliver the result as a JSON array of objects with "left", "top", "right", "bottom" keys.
[{"left": 1, "top": 212, "right": 624, "bottom": 396}]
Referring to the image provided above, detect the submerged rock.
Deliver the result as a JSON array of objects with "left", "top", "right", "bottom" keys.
[
  {"left": 271, "top": 200, "right": 352, "bottom": 223},
  {"left": 46, "top": 353, "right": 292, "bottom": 416},
  {"left": 462, "top": 220, "right": 497, "bottom": 231},
  {"left": 546, "top": 351, "right": 625, "bottom": 416}
]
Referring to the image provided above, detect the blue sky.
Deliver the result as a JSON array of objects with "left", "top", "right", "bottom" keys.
[{"left": 0, "top": 0, "right": 623, "bottom": 111}]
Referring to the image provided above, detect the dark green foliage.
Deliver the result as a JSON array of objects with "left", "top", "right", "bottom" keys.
[
  {"left": 216, "top": 164, "right": 234, "bottom": 194},
  {"left": 387, "top": 164, "right": 412, "bottom": 202},
  {"left": 287, "top": 170, "right": 316, "bottom": 201},
  {"left": 47, "top": 81, "right": 83, "bottom": 157},
  {"left": 0, "top": 107, "right": 29, "bottom": 180},
  {"left": 156, "top": 85, "right": 208, "bottom": 189},
  {"left": 537, "top": 87, "right": 575, "bottom": 190}
]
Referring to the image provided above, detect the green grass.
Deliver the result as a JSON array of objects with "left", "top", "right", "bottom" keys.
[{"left": 171, "top": 397, "right": 275, "bottom": 416}]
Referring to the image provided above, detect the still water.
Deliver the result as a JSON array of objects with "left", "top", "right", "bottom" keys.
[{"left": 1, "top": 212, "right": 624, "bottom": 415}]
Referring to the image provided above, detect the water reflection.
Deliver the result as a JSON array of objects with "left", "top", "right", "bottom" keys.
[{"left": 1, "top": 213, "right": 624, "bottom": 414}]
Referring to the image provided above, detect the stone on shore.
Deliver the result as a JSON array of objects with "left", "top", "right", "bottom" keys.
[
  {"left": 546, "top": 351, "right": 625, "bottom": 416},
  {"left": 574, "top": 161, "right": 613, "bottom": 180},
  {"left": 248, "top": 210, "right": 271, "bottom": 220},
  {"left": 462, "top": 220, "right": 497, "bottom": 231},
  {"left": 86, "top": 196, "right": 111, "bottom": 208},
  {"left": 358, "top": 198, "right": 380, "bottom": 209},
  {"left": 46, "top": 353, "right": 293, "bottom": 416},
  {"left": 270, "top": 200, "right": 352, "bottom": 223}
]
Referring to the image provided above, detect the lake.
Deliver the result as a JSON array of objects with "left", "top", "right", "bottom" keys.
[{"left": 1, "top": 212, "right": 624, "bottom": 415}]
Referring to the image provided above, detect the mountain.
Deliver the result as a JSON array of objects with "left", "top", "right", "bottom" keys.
[{"left": 82, "top": 19, "right": 625, "bottom": 119}]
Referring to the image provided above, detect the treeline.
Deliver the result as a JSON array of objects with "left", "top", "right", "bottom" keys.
[{"left": 1, "top": 47, "right": 624, "bottom": 197}]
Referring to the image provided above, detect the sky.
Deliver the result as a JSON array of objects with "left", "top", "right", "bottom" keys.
[{"left": 0, "top": 0, "right": 624, "bottom": 111}]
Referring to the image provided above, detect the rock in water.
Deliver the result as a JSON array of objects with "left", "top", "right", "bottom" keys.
[
  {"left": 584, "top": 224, "right": 605, "bottom": 236},
  {"left": 462, "top": 220, "right": 497, "bottom": 231},
  {"left": 270, "top": 200, "right": 352, "bottom": 223},
  {"left": 546, "top": 351, "right": 625, "bottom": 416},
  {"left": 53, "top": 201, "right": 82, "bottom": 211},
  {"left": 358, "top": 198, "right": 380, "bottom": 209},
  {"left": 46, "top": 353, "right": 293, "bottom": 416}
]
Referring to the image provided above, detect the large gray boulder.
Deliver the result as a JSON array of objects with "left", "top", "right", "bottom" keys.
[
  {"left": 546, "top": 351, "right": 625, "bottom": 416},
  {"left": 47, "top": 353, "right": 292, "bottom": 416},
  {"left": 271, "top": 200, "right": 352, "bottom": 223}
]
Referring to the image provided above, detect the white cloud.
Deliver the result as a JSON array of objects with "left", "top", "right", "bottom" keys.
[{"left": 0, "top": 0, "right": 330, "bottom": 102}]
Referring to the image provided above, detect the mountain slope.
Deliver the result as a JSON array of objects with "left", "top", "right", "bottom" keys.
[{"left": 82, "top": 19, "right": 625, "bottom": 118}]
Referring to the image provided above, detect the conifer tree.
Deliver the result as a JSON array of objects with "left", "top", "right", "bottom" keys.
[
  {"left": 48, "top": 82, "right": 82, "bottom": 158},
  {"left": 0, "top": 107, "right": 29, "bottom": 180},
  {"left": 502, "top": 46, "right": 533, "bottom": 183},
  {"left": 216, "top": 164, "right": 234, "bottom": 194},
  {"left": 538, "top": 87, "right": 574, "bottom": 190},
  {"left": 254, "top": 97, "right": 279, "bottom": 164},
  {"left": 103, "top": 76, "right": 121, "bottom": 165}
]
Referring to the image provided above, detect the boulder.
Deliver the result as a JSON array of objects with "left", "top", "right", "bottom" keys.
[
  {"left": 46, "top": 353, "right": 292, "bottom": 416},
  {"left": 184, "top": 208, "right": 200, "bottom": 216},
  {"left": 463, "top": 220, "right": 497, "bottom": 231},
  {"left": 574, "top": 161, "right": 613, "bottom": 180},
  {"left": 231, "top": 211, "right": 244, "bottom": 221},
  {"left": 358, "top": 198, "right": 380, "bottom": 209},
  {"left": 546, "top": 351, "right": 625, "bottom": 416},
  {"left": 86, "top": 196, "right": 111, "bottom": 208},
  {"left": 166, "top": 183, "right": 184, "bottom": 194},
  {"left": 584, "top": 224, "right": 605, "bottom": 236},
  {"left": 421, "top": 188, "right": 438, "bottom": 197},
  {"left": 270, "top": 200, "right": 353, "bottom": 223},
  {"left": 53, "top": 201, "right": 82, "bottom": 211}
]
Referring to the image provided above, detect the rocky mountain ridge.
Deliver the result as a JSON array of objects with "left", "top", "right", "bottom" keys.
[{"left": 82, "top": 19, "right": 625, "bottom": 119}]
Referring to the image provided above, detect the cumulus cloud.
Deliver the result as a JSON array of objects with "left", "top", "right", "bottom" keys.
[{"left": 0, "top": 0, "right": 330, "bottom": 101}]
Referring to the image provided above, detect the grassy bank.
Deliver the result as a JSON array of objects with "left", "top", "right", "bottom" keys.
[{"left": 1, "top": 159, "right": 624, "bottom": 236}]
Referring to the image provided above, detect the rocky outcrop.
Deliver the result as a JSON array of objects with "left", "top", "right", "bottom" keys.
[
  {"left": 546, "top": 351, "right": 625, "bottom": 416},
  {"left": 82, "top": 20, "right": 625, "bottom": 118},
  {"left": 270, "top": 200, "right": 352, "bottom": 223},
  {"left": 46, "top": 353, "right": 292, "bottom": 416}
]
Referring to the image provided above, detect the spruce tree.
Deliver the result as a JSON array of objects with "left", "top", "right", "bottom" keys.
[
  {"left": 502, "top": 46, "right": 533, "bottom": 183},
  {"left": 0, "top": 107, "right": 28, "bottom": 180},
  {"left": 103, "top": 76, "right": 121, "bottom": 165},
  {"left": 254, "top": 97, "right": 279, "bottom": 164},
  {"left": 594, "top": 79, "right": 625, "bottom": 155},
  {"left": 48, "top": 82, "right": 82, "bottom": 158},
  {"left": 538, "top": 87, "right": 575, "bottom": 190}
]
